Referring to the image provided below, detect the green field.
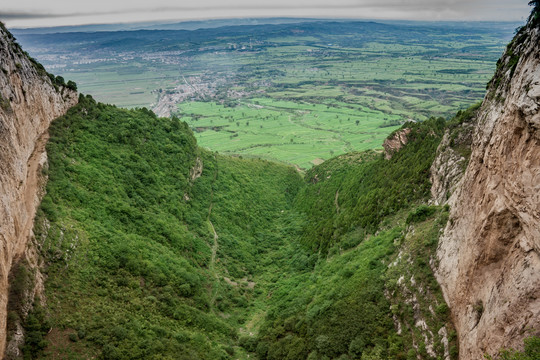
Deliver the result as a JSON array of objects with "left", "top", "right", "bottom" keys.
[{"left": 180, "top": 99, "right": 400, "bottom": 168}]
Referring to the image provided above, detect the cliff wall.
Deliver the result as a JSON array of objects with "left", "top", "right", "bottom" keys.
[
  {"left": 0, "top": 24, "right": 77, "bottom": 358},
  {"left": 434, "top": 22, "right": 540, "bottom": 359}
]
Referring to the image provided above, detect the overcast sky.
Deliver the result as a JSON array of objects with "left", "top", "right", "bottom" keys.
[{"left": 0, "top": 0, "right": 532, "bottom": 28}]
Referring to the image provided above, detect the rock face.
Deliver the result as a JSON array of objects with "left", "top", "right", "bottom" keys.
[
  {"left": 0, "top": 24, "right": 77, "bottom": 357},
  {"left": 435, "top": 22, "right": 540, "bottom": 359},
  {"left": 430, "top": 116, "right": 476, "bottom": 205},
  {"left": 383, "top": 128, "right": 411, "bottom": 159}
]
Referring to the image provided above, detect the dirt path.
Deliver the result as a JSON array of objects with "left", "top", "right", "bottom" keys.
[
  {"left": 334, "top": 190, "right": 340, "bottom": 214},
  {"left": 208, "top": 204, "right": 219, "bottom": 275},
  {"left": 207, "top": 159, "right": 220, "bottom": 304}
]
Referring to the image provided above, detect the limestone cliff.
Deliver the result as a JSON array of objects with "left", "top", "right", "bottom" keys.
[
  {"left": 0, "top": 23, "right": 77, "bottom": 358},
  {"left": 434, "top": 20, "right": 540, "bottom": 359},
  {"left": 383, "top": 128, "right": 411, "bottom": 160}
]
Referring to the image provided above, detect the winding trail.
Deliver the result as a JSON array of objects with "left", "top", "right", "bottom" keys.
[
  {"left": 208, "top": 203, "right": 219, "bottom": 275},
  {"left": 207, "top": 158, "right": 220, "bottom": 305}
]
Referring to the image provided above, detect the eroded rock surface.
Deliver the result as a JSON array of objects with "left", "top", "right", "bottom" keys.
[
  {"left": 430, "top": 119, "right": 475, "bottom": 205},
  {"left": 435, "top": 23, "right": 540, "bottom": 359},
  {"left": 0, "top": 24, "right": 77, "bottom": 357},
  {"left": 383, "top": 128, "right": 411, "bottom": 159}
]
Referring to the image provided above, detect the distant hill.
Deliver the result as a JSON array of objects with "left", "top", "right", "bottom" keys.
[{"left": 9, "top": 17, "right": 324, "bottom": 34}]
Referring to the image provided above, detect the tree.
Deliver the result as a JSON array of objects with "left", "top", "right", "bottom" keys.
[
  {"left": 54, "top": 75, "right": 65, "bottom": 86},
  {"left": 66, "top": 80, "right": 77, "bottom": 91},
  {"left": 529, "top": 0, "right": 540, "bottom": 24}
]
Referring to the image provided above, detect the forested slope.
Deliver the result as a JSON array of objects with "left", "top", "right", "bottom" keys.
[
  {"left": 16, "top": 95, "right": 304, "bottom": 359},
  {"left": 8, "top": 92, "right": 463, "bottom": 360}
]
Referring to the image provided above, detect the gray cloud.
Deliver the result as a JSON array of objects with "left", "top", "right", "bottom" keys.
[
  {"left": 0, "top": 0, "right": 531, "bottom": 27},
  {"left": 0, "top": 11, "right": 63, "bottom": 19}
]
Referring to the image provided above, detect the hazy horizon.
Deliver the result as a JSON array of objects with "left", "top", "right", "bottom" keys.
[{"left": 1, "top": 0, "right": 532, "bottom": 29}]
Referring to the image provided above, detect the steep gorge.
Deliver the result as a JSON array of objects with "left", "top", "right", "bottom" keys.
[
  {"left": 0, "top": 24, "right": 77, "bottom": 358},
  {"left": 434, "top": 20, "right": 540, "bottom": 359},
  {"left": 0, "top": 13, "right": 539, "bottom": 360}
]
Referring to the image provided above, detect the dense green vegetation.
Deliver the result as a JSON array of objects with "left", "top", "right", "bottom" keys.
[
  {"left": 252, "top": 206, "right": 457, "bottom": 360},
  {"left": 485, "top": 336, "right": 540, "bottom": 360},
  {"left": 250, "top": 120, "right": 455, "bottom": 360},
  {"left": 37, "top": 95, "right": 219, "bottom": 358},
  {"left": 21, "top": 92, "right": 465, "bottom": 360},
  {"left": 34, "top": 95, "right": 304, "bottom": 359},
  {"left": 255, "top": 227, "right": 400, "bottom": 359},
  {"left": 295, "top": 118, "right": 445, "bottom": 253}
]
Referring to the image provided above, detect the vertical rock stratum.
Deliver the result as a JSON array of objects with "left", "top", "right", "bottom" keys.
[
  {"left": 435, "top": 20, "right": 540, "bottom": 359},
  {"left": 0, "top": 24, "right": 77, "bottom": 358}
]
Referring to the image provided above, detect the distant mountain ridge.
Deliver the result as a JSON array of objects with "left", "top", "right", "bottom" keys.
[
  {"left": 8, "top": 18, "right": 325, "bottom": 34},
  {"left": 8, "top": 18, "right": 522, "bottom": 36}
]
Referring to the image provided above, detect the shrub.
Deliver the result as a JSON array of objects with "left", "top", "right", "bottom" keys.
[
  {"left": 435, "top": 303, "right": 449, "bottom": 318},
  {"left": 406, "top": 205, "right": 437, "bottom": 224}
]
